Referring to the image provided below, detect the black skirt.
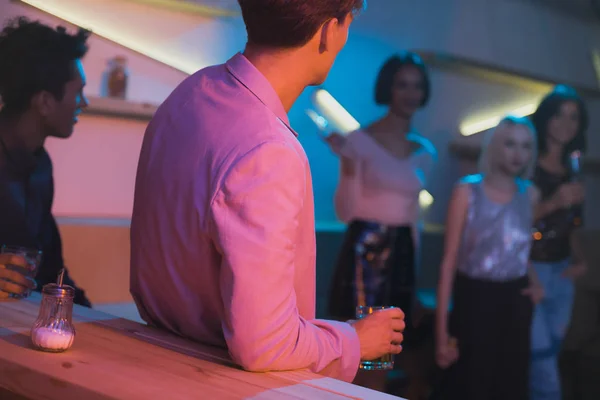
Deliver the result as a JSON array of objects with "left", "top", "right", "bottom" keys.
[
  {"left": 442, "top": 273, "right": 533, "bottom": 400},
  {"left": 328, "top": 220, "right": 415, "bottom": 333}
]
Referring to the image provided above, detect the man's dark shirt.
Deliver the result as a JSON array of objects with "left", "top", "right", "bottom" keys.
[{"left": 0, "top": 132, "right": 91, "bottom": 306}]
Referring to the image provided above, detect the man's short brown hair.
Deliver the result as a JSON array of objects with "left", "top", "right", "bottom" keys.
[{"left": 238, "top": 0, "right": 366, "bottom": 49}]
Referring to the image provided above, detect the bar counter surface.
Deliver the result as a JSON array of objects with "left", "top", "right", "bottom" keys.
[{"left": 0, "top": 294, "right": 402, "bottom": 399}]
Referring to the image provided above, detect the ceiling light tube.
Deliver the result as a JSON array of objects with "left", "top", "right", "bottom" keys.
[{"left": 460, "top": 103, "right": 537, "bottom": 136}]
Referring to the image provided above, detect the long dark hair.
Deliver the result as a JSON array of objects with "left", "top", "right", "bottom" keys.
[{"left": 530, "top": 85, "right": 588, "bottom": 166}]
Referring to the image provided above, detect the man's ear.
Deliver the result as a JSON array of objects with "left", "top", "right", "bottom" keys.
[
  {"left": 319, "top": 18, "right": 339, "bottom": 54},
  {"left": 31, "top": 91, "right": 56, "bottom": 117}
]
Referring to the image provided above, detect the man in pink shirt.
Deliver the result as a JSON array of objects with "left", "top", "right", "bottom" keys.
[{"left": 130, "top": 0, "right": 404, "bottom": 382}]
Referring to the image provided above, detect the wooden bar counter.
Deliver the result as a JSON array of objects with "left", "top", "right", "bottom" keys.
[{"left": 0, "top": 294, "right": 401, "bottom": 399}]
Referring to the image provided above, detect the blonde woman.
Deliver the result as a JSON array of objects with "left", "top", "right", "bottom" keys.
[{"left": 435, "top": 116, "right": 544, "bottom": 400}]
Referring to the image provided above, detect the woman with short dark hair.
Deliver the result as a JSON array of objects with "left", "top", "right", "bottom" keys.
[{"left": 327, "top": 51, "right": 436, "bottom": 345}]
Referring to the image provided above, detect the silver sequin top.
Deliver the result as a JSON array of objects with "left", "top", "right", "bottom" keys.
[{"left": 457, "top": 175, "right": 533, "bottom": 281}]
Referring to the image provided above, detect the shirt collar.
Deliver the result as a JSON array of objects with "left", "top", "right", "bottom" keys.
[{"left": 225, "top": 53, "right": 297, "bottom": 137}]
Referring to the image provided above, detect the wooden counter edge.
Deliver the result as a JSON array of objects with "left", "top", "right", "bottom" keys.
[{"left": 0, "top": 297, "right": 404, "bottom": 399}]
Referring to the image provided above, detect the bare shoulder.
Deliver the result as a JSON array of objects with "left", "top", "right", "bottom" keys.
[
  {"left": 444, "top": 176, "right": 474, "bottom": 235},
  {"left": 450, "top": 174, "right": 481, "bottom": 205},
  {"left": 457, "top": 173, "right": 482, "bottom": 187},
  {"left": 450, "top": 176, "right": 476, "bottom": 203}
]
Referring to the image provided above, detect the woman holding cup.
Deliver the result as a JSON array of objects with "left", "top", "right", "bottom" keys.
[
  {"left": 528, "top": 85, "right": 588, "bottom": 400},
  {"left": 327, "top": 52, "right": 436, "bottom": 337},
  {"left": 324, "top": 52, "right": 436, "bottom": 392}
]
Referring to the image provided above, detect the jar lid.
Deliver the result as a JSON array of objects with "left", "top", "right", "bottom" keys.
[{"left": 42, "top": 283, "right": 75, "bottom": 298}]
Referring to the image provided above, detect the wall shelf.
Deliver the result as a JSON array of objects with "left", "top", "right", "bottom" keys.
[
  {"left": 413, "top": 50, "right": 600, "bottom": 97},
  {"left": 85, "top": 96, "right": 158, "bottom": 121}
]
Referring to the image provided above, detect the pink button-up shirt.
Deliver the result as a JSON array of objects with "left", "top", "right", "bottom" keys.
[{"left": 130, "top": 53, "right": 360, "bottom": 382}]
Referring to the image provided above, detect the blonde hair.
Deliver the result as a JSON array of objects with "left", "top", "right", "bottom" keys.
[{"left": 478, "top": 115, "right": 537, "bottom": 179}]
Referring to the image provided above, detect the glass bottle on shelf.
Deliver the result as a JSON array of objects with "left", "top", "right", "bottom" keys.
[{"left": 103, "top": 55, "right": 129, "bottom": 99}]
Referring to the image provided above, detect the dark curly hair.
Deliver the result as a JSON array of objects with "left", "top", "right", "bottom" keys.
[
  {"left": 0, "top": 17, "right": 90, "bottom": 115},
  {"left": 374, "top": 52, "right": 430, "bottom": 107},
  {"left": 238, "top": 0, "right": 365, "bottom": 48},
  {"left": 531, "top": 84, "right": 588, "bottom": 165}
]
